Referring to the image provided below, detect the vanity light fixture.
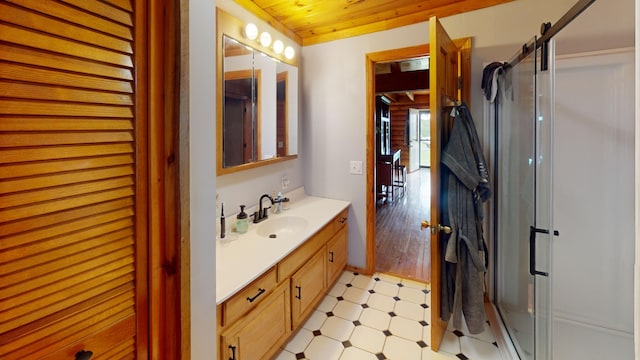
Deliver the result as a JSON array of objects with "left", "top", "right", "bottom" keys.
[
  {"left": 259, "top": 31, "right": 272, "bottom": 47},
  {"left": 273, "top": 39, "right": 284, "bottom": 54},
  {"left": 243, "top": 22, "right": 294, "bottom": 60},
  {"left": 284, "top": 46, "right": 295, "bottom": 60},
  {"left": 244, "top": 23, "right": 258, "bottom": 41}
]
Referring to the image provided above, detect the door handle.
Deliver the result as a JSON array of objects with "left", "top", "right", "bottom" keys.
[
  {"left": 529, "top": 226, "right": 559, "bottom": 277},
  {"left": 75, "top": 350, "right": 93, "bottom": 360},
  {"left": 420, "top": 220, "right": 451, "bottom": 234}
]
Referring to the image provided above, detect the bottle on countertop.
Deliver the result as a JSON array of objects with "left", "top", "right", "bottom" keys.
[
  {"left": 220, "top": 203, "right": 226, "bottom": 239},
  {"left": 236, "top": 205, "right": 249, "bottom": 234}
]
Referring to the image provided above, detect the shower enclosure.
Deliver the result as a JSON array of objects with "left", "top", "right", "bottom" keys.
[
  {"left": 492, "top": 2, "right": 635, "bottom": 358},
  {"left": 494, "top": 36, "right": 554, "bottom": 360}
]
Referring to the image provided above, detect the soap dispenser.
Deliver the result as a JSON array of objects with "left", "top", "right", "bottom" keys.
[{"left": 236, "top": 205, "right": 249, "bottom": 234}]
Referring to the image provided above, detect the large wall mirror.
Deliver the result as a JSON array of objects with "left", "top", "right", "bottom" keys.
[{"left": 217, "top": 8, "right": 299, "bottom": 175}]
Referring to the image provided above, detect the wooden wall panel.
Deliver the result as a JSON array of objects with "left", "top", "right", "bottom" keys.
[{"left": 0, "top": 0, "right": 144, "bottom": 358}]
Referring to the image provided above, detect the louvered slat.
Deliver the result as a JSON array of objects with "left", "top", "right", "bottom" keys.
[
  {"left": 0, "top": 226, "right": 134, "bottom": 271},
  {"left": 103, "top": 0, "right": 134, "bottom": 12},
  {"left": 0, "top": 165, "right": 133, "bottom": 193},
  {"left": 0, "top": 24, "right": 132, "bottom": 66},
  {"left": 1, "top": 185, "right": 133, "bottom": 224},
  {"left": 0, "top": 0, "right": 140, "bottom": 358},
  {"left": 1, "top": 265, "right": 135, "bottom": 334},
  {"left": 1, "top": 177, "right": 133, "bottom": 209},
  {"left": 1, "top": 293, "right": 135, "bottom": 357},
  {"left": 0, "top": 63, "right": 133, "bottom": 92},
  {"left": 1, "top": 246, "right": 134, "bottom": 301},
  {"left": 0, "top": 81, "right": 133, "bottom": 105},
  {"left": 0, "top": 143, "right": 133, "bottom": 164},
  {"left": 7, "top": 0, "right": 133, "bottom": 40},
  {"left": 60, "top": 0, "right": 133, "bottom": 27},
  {"left": 0, "top": 201, "right": 133, "bottom": 240},
  {"left": 0, "top": 100, "right": 134, "bottom": 117},
  {"left": 100, "top": 337, "right": 137, "bottom": 360},
  {"left": 0, "top": 45, "right": 133, "bottom": 80},
  {"left": 0, "top": 3, "right": 132, "bottom": 54},
  {"left": 0, "top": 154, "right": 133, "bottom": 178}
]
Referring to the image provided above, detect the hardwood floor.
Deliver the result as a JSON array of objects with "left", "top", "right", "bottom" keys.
[{"left": 375, "top": 167, "right": 431, "bottom": 283}]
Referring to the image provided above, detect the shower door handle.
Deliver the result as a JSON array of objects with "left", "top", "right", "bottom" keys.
[{"left": 529, "top": 226, "right": 559, "bottom": 277}]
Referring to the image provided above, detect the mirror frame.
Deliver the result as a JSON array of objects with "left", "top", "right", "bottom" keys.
[{"left": 216, "top": 8, "right": 299, "bottom": 176}]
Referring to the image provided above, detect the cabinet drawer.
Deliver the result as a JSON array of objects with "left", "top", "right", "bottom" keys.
[
  {"left": 223, "top": 267, "right": 277, "bottom": 327},
  {"left": 333, "top": 209, "right": 348, "bottom": 232},
  {"left": 221, "top": 281, "right": 291, "bottom": 360},
  {"left": 277, "top": 222, "right": 333, "bottom": 281}
]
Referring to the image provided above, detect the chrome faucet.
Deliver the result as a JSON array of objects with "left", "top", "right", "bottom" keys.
[{"left": 253, "top": 194, "right": 274, "bottom": 223}]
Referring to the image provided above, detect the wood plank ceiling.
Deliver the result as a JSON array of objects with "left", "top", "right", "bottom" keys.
[{"left": 234, "top": 0, "right": 514, "bottom": 45}]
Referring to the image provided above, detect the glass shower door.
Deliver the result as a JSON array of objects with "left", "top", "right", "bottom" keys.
[{"left": 495, "top": 37, "right": 554, "bottom": 360}]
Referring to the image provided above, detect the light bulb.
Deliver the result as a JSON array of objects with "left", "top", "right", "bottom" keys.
[
  {"left": 259, "top": 32, "right": 272, "bottom": 47},
  {"left": 273, "top": 40, "right": 284, "bottom": 54},
  {"left": 244, "top": 23, "right": 258, "bottom": 40},
  {"left": 284, "top": 46, "right": 295, "bottom": 60}
]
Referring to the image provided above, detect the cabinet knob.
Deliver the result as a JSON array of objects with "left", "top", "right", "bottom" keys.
[{"left": 75, "top": 350, "right": 93, "bottom": 360}]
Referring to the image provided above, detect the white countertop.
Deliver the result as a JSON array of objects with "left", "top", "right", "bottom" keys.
[{"left": 216, "top": 189, "right": 350, "bottom": 304}]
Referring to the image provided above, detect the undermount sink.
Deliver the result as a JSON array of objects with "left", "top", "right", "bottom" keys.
[{"left": 256, "top": 216, "right": 308, "bottom": 238}]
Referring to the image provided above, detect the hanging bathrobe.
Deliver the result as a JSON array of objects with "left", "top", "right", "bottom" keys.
[{"left": 440, "top": 102, "right": 491, "bottom": 334}]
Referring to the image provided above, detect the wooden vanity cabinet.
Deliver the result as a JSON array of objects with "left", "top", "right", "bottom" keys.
[
  {"left": 220, "top": 281, "right": 291, "bottom": 360},
  {"left": 217, "top": 209, "right": 349, "bottom": 359},
  {"left": 327, "top": 225, "right": 348, "bottom": 288},
  {"left": 221, "top": 268, "right": 278, "bottom": 327},
  {"left": 291, "top": 249, "right": 326, "bottom": 328}
]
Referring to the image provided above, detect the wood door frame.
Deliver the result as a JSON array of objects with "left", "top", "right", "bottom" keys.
[
  {"left": 364, "top": 34, "right": 471, "bottom": 352},
  {"left": 364, "top": 45, "right": 472, "bottom": 271},
  {"left": 365, "top": 44, "right": 430, "bottom": 275},
  {"left": 147, "top": 0, "right": 186, "bottom": 358}
]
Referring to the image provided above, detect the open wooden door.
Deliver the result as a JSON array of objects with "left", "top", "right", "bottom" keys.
[{"left": 427, "top": 16, "right": 471, "bottom": 352}]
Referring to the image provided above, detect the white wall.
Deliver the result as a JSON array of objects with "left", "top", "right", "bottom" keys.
[
  {"left": 552, "top": 49, "right": 635, "bottom": 359},
  {"left": 189, "top": 0, "right": 217, "bottom": 358},
  {"left": 302, "top": 0, "right": 635, "bottom": 270}
]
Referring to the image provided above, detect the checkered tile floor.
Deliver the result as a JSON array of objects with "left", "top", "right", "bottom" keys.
[{"left": 275, "top": 271, "right": 502, "bottom": 360}]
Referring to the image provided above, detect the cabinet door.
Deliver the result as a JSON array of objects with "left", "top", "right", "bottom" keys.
[
  {"left": 221, "top": 281, "right": 291, "bottom": 360},
  {"left": 0, "top": 1, "right": 151, "bottom": 358},
  {"left": 327, "top": 225, "right": 348, "bottom": 288},
  {"left": 291, "top": 249, "right": 326, "bottom": 328}
]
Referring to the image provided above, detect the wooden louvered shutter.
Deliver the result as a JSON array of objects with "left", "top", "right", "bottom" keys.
[{"left": 0, "top": 1, "right": 148, "bottom": 358}]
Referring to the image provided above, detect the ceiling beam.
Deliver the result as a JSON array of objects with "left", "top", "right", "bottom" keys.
[
  {"left": 375, "top": 70, "right": 429, "bottom": 93},
  {"left": 405, "top": 92, "right": 415, "bottom": 102}
]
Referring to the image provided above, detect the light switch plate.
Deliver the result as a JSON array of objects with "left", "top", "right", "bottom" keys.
[{"left": 350, "top": 160, "right": 363, "bottom": 175}]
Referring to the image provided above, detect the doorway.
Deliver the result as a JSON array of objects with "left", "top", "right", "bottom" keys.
[
  {"left": 366, "top": 46, "right": 431, "bottom": 283},
  {"left": 366, "top": 21, "right": 472, "bottom": 351}
]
